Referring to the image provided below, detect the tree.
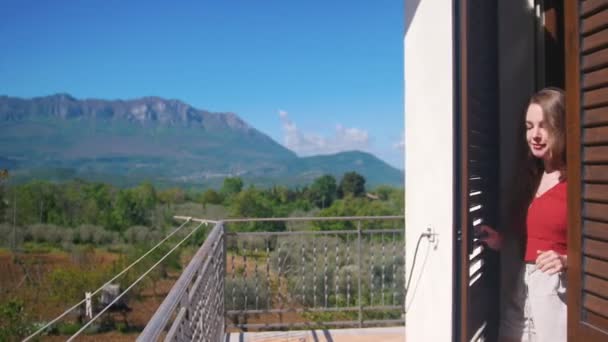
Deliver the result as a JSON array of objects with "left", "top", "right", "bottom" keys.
[
  {"left": 201, "top": 189, "right": 223, "bottom": 207},
  {"left": 373, "top": 185, "right": 394, "bottom": 201},
  {"left": 315, "top": 196, "right": 394, "bottom": 231},
  {"left": 308, "top": 175, "right": 337, "bottom": 208},
  {"left": 229, "top": 188, "right": 284, "bottom": 232},
  {"left": 110, "top": 190, "right": 142, "bottom": 231},
  {"left": 338, "top": 172, "right": 366, "bottom": 198},
  {"left": 157, "top": 188, "right": 186, "bottom": 206},
  {"left": 132, "top": 182, "right": 157, "bottom": 211},
  {"left": 221, "top": 177, "right": 243, "bottom": 198},
  {"left": 83, "top": 182, "right": 113, "bottom": 227},
  {"left": 230, "top": 188, "right": 272, "bottom": 219},
  {"left": 267, "top": 186, "right": 292, "bottom": 204},
  {"left": 0, "top": 170, "right": 8, "bottom": 224}
]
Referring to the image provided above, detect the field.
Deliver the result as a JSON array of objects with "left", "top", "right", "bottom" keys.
[{"left": 0, "top": 246, "right": 197, "bottom": 341}]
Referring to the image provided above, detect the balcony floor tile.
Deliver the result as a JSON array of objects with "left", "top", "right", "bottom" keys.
[{"left": 226, "top": 326, "right": 405, "bottom": 342}]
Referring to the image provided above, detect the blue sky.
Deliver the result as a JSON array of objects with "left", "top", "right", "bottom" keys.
[{"left": 0, "top": 0, "right": 404, "bottom": 169}]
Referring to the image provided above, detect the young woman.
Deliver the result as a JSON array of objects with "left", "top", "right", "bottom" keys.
[{"left": 480, "top": 87, "right": 567, "bottom": 342}]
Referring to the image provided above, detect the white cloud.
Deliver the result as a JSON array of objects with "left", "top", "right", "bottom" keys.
[{"left": 278, "top": 110, "right": 370, "bottom": 156}]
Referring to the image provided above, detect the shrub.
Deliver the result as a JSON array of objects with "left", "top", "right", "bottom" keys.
[
  {"left": 56, "top": 322, "right": 81, "bottom": 335},
  {"left": 115, "top": 322, "right": 128, "bottom": 333},
  {"left": 76, "top": 224, "right": 100, "bottom": 244},
  {"left": 124, "top": 226, "right": 150, "bottom": 244},
  {"left": 0, "top": 223, "right": 13, "bottom": 247},
  {"left": 0, "top": 300, "right": 33, "bottom": 341}
]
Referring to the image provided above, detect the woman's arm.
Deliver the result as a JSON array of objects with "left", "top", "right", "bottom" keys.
[{"left": 478, "top": 225, "right": 503, "bottom": 251}]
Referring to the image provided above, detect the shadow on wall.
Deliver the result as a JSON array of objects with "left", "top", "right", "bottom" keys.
[
  {"left": 404, "top": 0, "right": 421, "bottom": 36},
  {"left": 498, "top": 0, "right": 565, "bottom": 338}
]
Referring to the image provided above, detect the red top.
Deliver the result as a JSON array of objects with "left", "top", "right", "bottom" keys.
[{"left": 524, "top": 180, "right": 568, "bottom": 262}]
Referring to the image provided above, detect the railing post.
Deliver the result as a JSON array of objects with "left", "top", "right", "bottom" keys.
[
  {"left": 180, "top": 285, "right": 189, "bottom": 341},
  {"left": 357, "top": 220, "right": 363, "bottom": 328},
  {"left": 221, "top": 223, "right": 226, "bottom": 341}
]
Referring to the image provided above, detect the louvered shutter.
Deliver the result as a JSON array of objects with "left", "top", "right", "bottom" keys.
[
  {"left": 565, "top": 1, "right": 608, "bottom": 340},
  {"left": 456, "top": 0, "right": 500, "bottom": 341}
]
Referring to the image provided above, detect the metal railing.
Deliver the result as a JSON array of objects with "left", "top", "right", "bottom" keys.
[
  {"left": 139, "top": 216, "right": 405, "bottom": 341},
  {"left": 138, "top": 221, "right": 226, "bottom": 342}
]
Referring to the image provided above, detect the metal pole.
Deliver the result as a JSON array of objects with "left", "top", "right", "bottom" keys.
[
  {"left": 357, "top": 220, "right": 363, "bottom": 328},
  {"left": 12, "top": 190, "right": 16, "bottom": 251},
  {"left": 221, "top": 224, "right": 227, "bottom": 339}
]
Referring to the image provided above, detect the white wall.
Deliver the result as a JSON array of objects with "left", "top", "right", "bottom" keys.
[{"left": 404, "top": 0, "right": 454, "bottom": 341}]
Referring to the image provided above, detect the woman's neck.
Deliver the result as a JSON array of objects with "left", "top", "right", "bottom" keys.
[
  {"left": 542, "top": 160, "right": 564, "bottom": 181},
  {"left": 543, "top": 157, "right": 558, "bottom": 174}
]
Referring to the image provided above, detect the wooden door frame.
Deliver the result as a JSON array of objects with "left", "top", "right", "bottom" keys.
[
  {"left": 538, "top": 0, "right": 566, "bottom": 89},
  {"left": 454, "top": 0, "right": 469, "bottom": 339},
  {"left": 564, "top": 0, "right": 582, "bottom": 340}
]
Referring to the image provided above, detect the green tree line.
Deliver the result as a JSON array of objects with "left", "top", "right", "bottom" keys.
[{"left": 0, "top": 172, "right": 404, "bottom": 245}]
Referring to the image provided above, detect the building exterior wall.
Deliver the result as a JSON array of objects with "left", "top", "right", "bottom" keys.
[{"left": 404, "top": 0, "right": 454, "bottom": 340}]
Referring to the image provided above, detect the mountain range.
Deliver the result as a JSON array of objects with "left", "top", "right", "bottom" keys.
[{"left": 0, "top": 94, "right": 403, "bottom": 188}]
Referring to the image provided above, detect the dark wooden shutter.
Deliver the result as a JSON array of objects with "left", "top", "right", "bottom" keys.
[
  {"left": 566, "top": 1, "right": 608, "bottom": 340},
  {"left": 455, "top": 0, "right": 500, "bottom": 341}
]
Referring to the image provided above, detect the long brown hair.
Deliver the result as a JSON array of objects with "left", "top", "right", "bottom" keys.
[
  {"left": 506, "top": 87, "right": 566, "bottom": 242},
  {"left": 525, "top": 87, "right": 566, "bottom": 203}
]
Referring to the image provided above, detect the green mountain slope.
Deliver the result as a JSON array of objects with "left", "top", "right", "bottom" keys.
[{"left": 0, "top": 94, "right": 403, "bottom": 188}]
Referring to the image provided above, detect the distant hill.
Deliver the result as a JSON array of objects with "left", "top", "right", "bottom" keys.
[{"left": 0, "top": 94, "right": 403, "bottom": 188}]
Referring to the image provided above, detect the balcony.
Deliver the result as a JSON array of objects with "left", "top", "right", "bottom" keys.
[{"left": 138, "top": 216, "right": 405, "bottom": 341}]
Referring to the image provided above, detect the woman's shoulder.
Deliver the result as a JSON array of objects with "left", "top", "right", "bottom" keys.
[{"left": 555, "top": 179, "right": 568, "bottom": 199}]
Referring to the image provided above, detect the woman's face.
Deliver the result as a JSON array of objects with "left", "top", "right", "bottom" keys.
[{"left": 526, "top": 103, "right": 552, "bottom": 161}]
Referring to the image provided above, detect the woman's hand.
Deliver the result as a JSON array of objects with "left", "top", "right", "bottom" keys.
[
  {"left": 536, "top": 250, "right": 567, "bottom": 274},
  {"left": 478, "top": 225, "right": 503, "bottom": 251}
]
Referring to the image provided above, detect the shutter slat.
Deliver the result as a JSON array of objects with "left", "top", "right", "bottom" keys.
[
  {"left": 583, "top": 0, "right": 608, "bottom": 18},
  {"left": 583, "top": 28, "right": 608, "bottom": 53},
  {"left": 586, "top": 220, "right": 608, "bottom": 241},
  {"left": 584, "top": 165, "right": 608, "bottom": 182},
  {"left": 469, "top": 192, "right": 491, "bottom": 205},
  {"left": 587, "top": 311, "right": 608, "bottom": 331},
  {"left": 469, "top": 178, "right": 488, "bottom": 190},
  {"left": 468, "top": 276, "right": 490, "bottom": 334},
  {"left": 584, "top": 184, "right": 608, "bottom": 202},
  {"left": 585, "top": 274, "right": 608, "bottom": 299},
  {"left": 584, "top": 67, "right": 608, "bottom": 89},
  {"left": 470, "top": 129, "right": 493, "bottom": 144},
  {"left": 584, "top": 125, "right": 608, "bottom": 144},
  {"left": 584, "top": 87, "right": 608, "bottom": 108},
  {"left": 584, "top": 107, "right": 608, "bottom": 127},
  {"left": 582, "top": 47, "right": 608, "bottom": 72},
  {"left": 584, "top": 293, "right": 608, "bottom": 319},
  {"left": 469, "top": 145, "right": 492, "bottom": 158},
  {"left": 469, "top": 165, "right": 495, "bottom": 178},
  {"left": 583, "top": 9, "right": 608, "bottom": 35},
  {"left": 469, "top": 113, "right": 493, "bottom": 131},
  {"left": 585, "top": 257, "right": 608, "bottom": 279},
  {"left": 584, "top": 202, "right": 608, "bottom": 222},
  {"left": 584, "top": 145, "right": 608, "bottom": 163},
  {"left": 585, "top": 239, "right": 608, "bottom": 260}
]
